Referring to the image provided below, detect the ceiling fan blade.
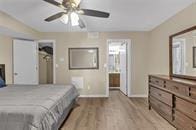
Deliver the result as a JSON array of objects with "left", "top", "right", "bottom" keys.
[
  {"left": 78, "top": 9, "right": 110, "bottom": 18},
  {"left": 43, "top": 0, "right": 66, "bottom": 9},
  {"left": 45, "top": 12, "right": 66, "bottom": 22},
  {"left": 78, "top": 17, "right": 86, "bottom": 29}
]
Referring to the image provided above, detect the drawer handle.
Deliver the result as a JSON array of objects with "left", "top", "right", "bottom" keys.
[
  {"left": 173, "top": 86, "right": 179, "bottom": 90},
  {"left": 155, "top": 80, "right": 159, "bottom": 83}
]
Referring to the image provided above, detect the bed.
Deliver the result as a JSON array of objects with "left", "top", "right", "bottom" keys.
[{"left": 0, "top": 84, "right": 79, "bottom": 130}]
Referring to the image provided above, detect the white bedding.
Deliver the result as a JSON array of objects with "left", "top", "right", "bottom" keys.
[{"left": 0, "top": 84, "right": 79, "bottom": 130}]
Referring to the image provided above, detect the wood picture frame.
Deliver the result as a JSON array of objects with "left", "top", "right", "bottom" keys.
[
  {"left": 68, "top": 47, "right": 99, "bottom": 70},
  {"left": 169, "top": 25, "right": 196, "bottom": 80}
]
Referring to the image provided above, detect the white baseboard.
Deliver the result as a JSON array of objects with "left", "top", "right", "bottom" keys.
[
  {"left": 79, "top": 95, "right": 108, "bottom": 98},
  {"left": 128, "top": 94, "right": 148, "bottom": 98}
]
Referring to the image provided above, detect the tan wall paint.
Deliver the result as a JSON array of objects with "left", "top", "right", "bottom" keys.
[
  {"left": 0, "top": 11, "right": 40, "bottom": 84},
  {"left": 41, "top": 32, "right": 150, "bottom": 95},
  {"left": 0, "top": 34, "right": 12, "bottom": 84},
  {"left": 149, "top": 3, "right": 196, "bottom": 75},
  {"left": 0, "top": 11, "right": 40, "bottom": 38}
]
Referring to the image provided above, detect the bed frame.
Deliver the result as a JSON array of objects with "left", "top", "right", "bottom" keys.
[
  {"left": 0, "top": 64, "right": 5, "bottom": 82},
  {"left": 53, "top": 99, "right": 77, "bottom": 130}
]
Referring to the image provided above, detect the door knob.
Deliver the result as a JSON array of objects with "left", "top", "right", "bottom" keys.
[{"left": 14, "top": 73, "right": 18, "bottom": 76}]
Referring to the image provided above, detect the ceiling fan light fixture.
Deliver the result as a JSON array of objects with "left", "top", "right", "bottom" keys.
[
  {"left": 60, "top": 14, "right": 69, "bottom": 24},
  {"left": 71, "top": 12, "right": 79, "bottom": 26},
  {"left": 73, "top": 0, "right": 81, "bottom": 7}
]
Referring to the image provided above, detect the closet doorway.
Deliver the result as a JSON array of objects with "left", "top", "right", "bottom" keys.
[
  {"left": 38, "top": 40, "right": 56, "bottom": 84},
  {"left": 107, "top": 39, "right": 131, "bottom": 97}
]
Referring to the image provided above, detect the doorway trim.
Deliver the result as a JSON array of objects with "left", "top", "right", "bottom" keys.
[
  {"left": 37, "top": 40, "right": 56, "bottom": 84},
  {"left": 106, "top": 39, "right": 131, "bottom": 97}
]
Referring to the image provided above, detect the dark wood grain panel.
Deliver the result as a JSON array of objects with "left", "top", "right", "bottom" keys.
[
  {"left": 165, "top": 81, "right": 189, "bottom": 96},
  {"left": 150, "top": 87, "right": 173, "bottom": 106},
  {"left": 173, "top": 110, "right": 196, "bottom": 130},
  {"left": 149, "top": 77, "right": 164, "bottom": 88},
  {"left": 190, "top": 87, "right": 196, "bottom": 100},
  {"left": 176, "top": 97, "right": 196, "bottom": 121},
  {"left": 149, "top": 75, "right": 196, "bottom": 88},
  {"left": 150, "top": 96, "right": 172, "bottom": 122}
]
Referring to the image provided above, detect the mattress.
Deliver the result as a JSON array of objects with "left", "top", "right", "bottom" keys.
[{"left": 0, "top": 84, "right": 79, "bottom": 130}]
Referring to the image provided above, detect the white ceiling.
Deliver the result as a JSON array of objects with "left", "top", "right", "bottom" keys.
[{"left": 0, "top": 0, "right": 194, "bottom": 32}]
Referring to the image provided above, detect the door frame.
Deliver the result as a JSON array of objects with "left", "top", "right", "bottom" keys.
[
  {"left": 38, "top": 40, "right": 56, "bottom": 84},
  {"left": 106, "top": 39, "right": 131, "bottom": 97}
]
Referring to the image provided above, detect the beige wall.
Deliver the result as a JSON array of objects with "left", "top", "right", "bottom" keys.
[
  {"left": 0, "top": 11, "right": 40, "bottom": 39},
  {"left": 0, "top": 34, "right": 12, "bottom": 84},
  {"left": 41, "top": 32, "right": 150, "bottom": 95},
  {"left": 149, "top": 3, "right": 196, "bottom": 75},
  {"left": 0, "top": 11, "right": 40, "bottom": 84}
]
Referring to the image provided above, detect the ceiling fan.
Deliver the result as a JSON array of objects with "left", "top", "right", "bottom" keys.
[{"left": 43, "top": 0, "right": 110, "bottom": 29}]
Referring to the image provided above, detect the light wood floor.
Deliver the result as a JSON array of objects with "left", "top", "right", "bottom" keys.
[{"left": 61, "top": 90, "right": 176, "bottom": 130}]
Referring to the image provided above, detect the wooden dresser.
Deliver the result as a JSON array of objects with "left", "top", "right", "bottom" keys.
[{"left": 149, "top": 75, "right": 196, "bottom": 130}]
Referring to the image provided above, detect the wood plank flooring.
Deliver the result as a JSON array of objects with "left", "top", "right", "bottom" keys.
[{"left": 61, "top": 90, "right": 176, "bottom": 130}]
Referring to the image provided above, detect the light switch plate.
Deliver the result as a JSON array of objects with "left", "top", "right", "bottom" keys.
[{"left": 60, "top": 58, "right": 65, "bottom": 62}]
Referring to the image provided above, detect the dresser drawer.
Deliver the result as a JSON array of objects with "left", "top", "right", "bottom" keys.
[
  {"left": 176, "top": 97, "right": 196, "bottom": 121},
  {"left": 150, "top": 96, "right": 172, "bottom": 122},
  {"left": 190, "top": 87, "right": 196, "bottom": 100},
  {"left": 150, "top": 87, "right": 173, "bottom": 106},
  {"left": 165, "top": 81, "right": 189, "bottom": 96},
  {"left": 174, "top": 110, "right": 196, "bottom": 130},
  {"left": 149, "top": 77, "right": 164, "bottom": 87}
]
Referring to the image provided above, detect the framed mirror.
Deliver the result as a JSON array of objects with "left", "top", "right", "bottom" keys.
[
  {"left": 69, "top": 48, "right": 99, "bottom": 70},
  {"left": 169, "top": 26, "right": 196, "bottom": 80}
]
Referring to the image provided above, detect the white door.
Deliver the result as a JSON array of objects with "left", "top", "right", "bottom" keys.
[
  {"left": 120, "top": 43, "right": 127, "bottom": 95},
  {"left": 13, "top": 39, "right": 38, "bottom": 85}
]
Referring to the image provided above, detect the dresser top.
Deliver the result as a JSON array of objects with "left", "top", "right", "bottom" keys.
[{"left": 149, "top": 74, "right": 196, "bottom": 87}]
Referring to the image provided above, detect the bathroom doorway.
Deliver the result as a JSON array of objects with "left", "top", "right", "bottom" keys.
[{"left": 107, "top": 39, "right": 131, "bottom": 97}]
